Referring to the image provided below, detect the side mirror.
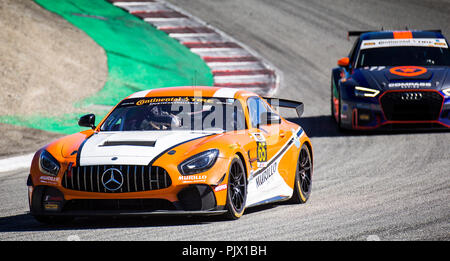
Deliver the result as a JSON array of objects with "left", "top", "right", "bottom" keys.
[
  {"left": 260, "top": 112, "right": 281, "bottom": 125},
  {"left": 78, "top": 114, "right": 96, "bottom": 129},
  {"left": 337, "top": 57, "right": 350, "bottom": 67}
]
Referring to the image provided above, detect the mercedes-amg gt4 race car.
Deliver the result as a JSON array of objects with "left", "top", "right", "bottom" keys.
[
  {"left": 27, "top": 87, "right": 313, "bottom": 223},
  {"left": 331, "top": 30, "right": 450, "bottom": 130}
]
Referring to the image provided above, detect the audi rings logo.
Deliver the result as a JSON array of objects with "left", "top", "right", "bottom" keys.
[
  {"left": 101, "top": 168, "right": 124, "bottom": 191},
  {"left": 401, "top": 92, "right": 423, "bottom": 101}
]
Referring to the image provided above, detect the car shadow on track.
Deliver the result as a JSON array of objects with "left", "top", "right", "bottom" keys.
[
  {"left": 0, "top": 204, "right": 286, "bottom": 233},
  {"left": 0, "top": 207, "right": 279, "bottom": 233},
  {"left": 0, "top": 213, "right": 221, "bottom": 233},
  {"left": 287, "top": 115, "right": 450, "bottom": 138}
]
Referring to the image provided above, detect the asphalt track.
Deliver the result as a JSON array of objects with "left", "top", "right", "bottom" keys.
[{"left": 1, "top": 0, "right": 449, "bottom": 241}]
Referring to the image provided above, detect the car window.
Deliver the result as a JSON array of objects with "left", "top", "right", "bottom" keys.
[
  {"left": 100, "top": 97, "right": 246, "bottom": 132},
  {"left": 356, "top": 46, "right": 450, "bottom": 67},
  {"left": 247, "top": 97, "right": 270, "bottom": 128},
  {"left": 348, "top": 38, "right": 361, "bottom": 67}
]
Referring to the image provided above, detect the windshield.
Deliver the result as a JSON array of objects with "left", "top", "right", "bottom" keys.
[
  {"left": 356, "top": 46, "right": 450, "bottom": 68},
  {"left": 100, "top": 96, "right": 246, "bottom": 132}
]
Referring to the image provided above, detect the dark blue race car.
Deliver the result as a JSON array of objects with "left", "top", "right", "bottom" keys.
[{"left": 331, "top": 30, "right": 450, "bottom": 130}]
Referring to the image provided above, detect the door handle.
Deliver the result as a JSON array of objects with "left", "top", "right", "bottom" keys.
[{"left": 279, "top": 130, "right": 286, "bottom": 138}]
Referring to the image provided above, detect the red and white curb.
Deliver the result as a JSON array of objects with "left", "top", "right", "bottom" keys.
[{"left": 108, "top": 0, "right": 281, "bottom": 96}]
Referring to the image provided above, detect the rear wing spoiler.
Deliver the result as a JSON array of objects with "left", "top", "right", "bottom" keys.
[
  {"left": 263, "top": 97, "right": 304, "bottom": 118},
  {"left": 348, "top": 30, "right": 376, "bottom": 38},
  {"left": 347, "top": 29, "right": 442, "bottom": 40}
]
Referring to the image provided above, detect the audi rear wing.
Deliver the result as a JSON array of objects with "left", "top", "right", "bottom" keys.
[
  {"left": 263, "top": 97, "right": 304, "bottom": 118},
  {"left": 348, "top": 30, "right": 375, "bottom": 38}
]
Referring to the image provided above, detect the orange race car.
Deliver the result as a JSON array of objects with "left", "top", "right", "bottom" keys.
[{"left": 27, "top": 86, "right": 313, "bottom": 223}]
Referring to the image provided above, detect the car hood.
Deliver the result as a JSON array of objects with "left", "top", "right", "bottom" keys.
[
  {"left": 352, "top": 66, "right": 450, "bottom": 91},
  {"left": 77, "top": 130, "right": 222, "bottom": 166}
]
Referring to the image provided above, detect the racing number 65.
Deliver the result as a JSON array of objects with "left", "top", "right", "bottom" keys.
[{"left": 257, "top": 141, "right": 267, "bottom": 162}]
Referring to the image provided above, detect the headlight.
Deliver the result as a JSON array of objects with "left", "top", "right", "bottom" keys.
[
  {"left": 178, "top": 149, "right": 219, "bottom": 175},
  {"left": 443, "top": 88, "right": 450, "bottom": 97},
  {"left": 354, "top": 86, "right": 380, "bottom": 98},
  {"left": 39, "top": 150, "right": 60, "bottom": 176}
]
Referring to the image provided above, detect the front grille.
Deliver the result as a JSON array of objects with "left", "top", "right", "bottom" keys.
[
  {"left": 380, "top": 91, "right": 443, "bottom": 121},
  {"left": 62, "top": 165, "right": 172, "bottom": 193}
]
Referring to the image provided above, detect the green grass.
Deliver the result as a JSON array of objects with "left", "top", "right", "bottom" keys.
[{"left": 1, "top": 0, "right": 213, "bottom": 134}]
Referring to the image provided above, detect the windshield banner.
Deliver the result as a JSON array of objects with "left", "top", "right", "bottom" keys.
[{"left": 360, "top": 38, "right": 448, "bottom": 50}]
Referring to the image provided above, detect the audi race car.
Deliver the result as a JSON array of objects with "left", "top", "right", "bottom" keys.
[
  {"left": 331, "top": 30, "right": 450, "bottom": 130},
  {"left": 27, "top": 86, "right": 313, "bottom": 223}
]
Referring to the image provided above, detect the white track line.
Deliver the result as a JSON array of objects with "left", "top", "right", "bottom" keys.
[
  {"left": 214, "top": 74, "right": 274, "bottom": 84},
  {"left": 190, "top": 48, "right": 251, "bottom": 58},
  {"left": 208, "top": 62, "right": 266, "bottom": 71},
  {"left": 114, "top": 2, "right": 171, "bottom": 12},
  {"left": 144, "top": 18, "right": 202, "bottom": 28},
  {"left": 0, "top": 153, "right": 34, "bottom": 173},
  {"left": 174, "top": 34, "right": 226, "bottom": 44}
]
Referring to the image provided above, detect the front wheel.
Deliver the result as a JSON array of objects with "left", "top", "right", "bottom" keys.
[
  {"left": 331, "top": 83, "right": 342, "bottom": 128},
  {"left": 290, "top": 144, "right": 313, "bottom": 204},
  {"left": 224, "top": 155, "right": 247, "bottom": 220}
]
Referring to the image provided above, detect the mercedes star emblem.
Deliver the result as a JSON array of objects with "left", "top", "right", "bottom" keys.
[{"left": 101, "top": 168, "right": 124, "bottom": 192}]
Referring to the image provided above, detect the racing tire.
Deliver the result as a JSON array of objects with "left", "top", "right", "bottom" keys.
[
  {"left": 224, "top": 155, "right": 247, "bottom": 220},
  {"left": 290, "top": 144, "right": 313, "bottom": 204},
  {"left": 29, "top": 186, "right": 73, "bottom": 225}
]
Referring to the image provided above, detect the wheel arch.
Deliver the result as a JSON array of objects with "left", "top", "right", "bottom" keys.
[
  {"left": 302, "top": 140, "right": 314, "bottom": 168},
  {"left": 233, "top": 151, "right": 249, "bottom": 183}
]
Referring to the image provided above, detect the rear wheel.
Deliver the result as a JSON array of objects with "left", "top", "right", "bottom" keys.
[
  {"left": 224, "top": 156, "right": 247, "bottom": 220},
  {"left": 290, "top": 144, "right": 313, "bottom": 204}
]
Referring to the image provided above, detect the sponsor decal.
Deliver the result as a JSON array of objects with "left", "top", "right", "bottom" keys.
[
  {"left": 45, "top": 196, "right": 63, "bottom": 201},
  {"left": 44, "top": 203, "right": 60, "bottom": 211},
  {"left": 292, "top": 128, "right": 301, "bottom": 148},
  {"left": 250, "top": 132, "right": 265, "bottom": 142},
  {"left": 363, "top": 42, "right": 376, "bottom": 47},
  {"left": 255, "top": 162, "right": 278, "bottom": 188},
  {"left": 136, "top": 97, "right": 187, "bottom": 106},
  {"left": 131, "top": 97, "right": 236, "bottom": 107},
  {"left": 388, "top": 82, "right": 432, "bottom": 88},
  {"left": 39, "top": 176, "right": 60, "bottom": 184},
  {"left": 370, "top": 66, "right": 386, "bottom": 71},
  {"left": 360, "top": 38, "right": 448, "bottom": 50},
  {"left": 214, "top": 184, "right": 227, "bottom": 192},
  {"left": 389, "top": 66, "right": 427, "bottom": 77},
  {"left": 178, "top": 175, "right": 207, "bottom": 183}
]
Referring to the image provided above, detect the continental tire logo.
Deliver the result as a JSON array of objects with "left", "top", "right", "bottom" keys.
[{"left": 401, "top": 92, "right": 423, "bottom": 101}]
